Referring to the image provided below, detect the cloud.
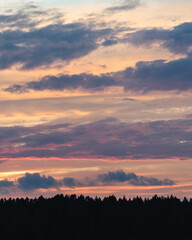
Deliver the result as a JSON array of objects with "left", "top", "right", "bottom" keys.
[
  {"left": 129, "top": 176, "right": 175, "bottom": 186},
  {"left": 63, "top": 178, "right": 82, "bottom": 188},
  {"left": 0, "top": 22, "right": 114, "bottom": 70},
  {"left": 0, "top": 4, "right": 121, "bottom": 70},
  {"left": 65, "top": 170, "right": 175, "bottom": 187},
  {"left": 17, "top": 173, "right": 81, "bottom": 190},
  {"left": 117, "top": 54, "right": 192, "bottom": 92},
  {"left": 104, "top": 0, "right": 140, "bottom": 13},
  {"left": 98, "top": 170, "right": 175, "bottom": 186},
  {"left": 18, "top": 173, "right": 59, "bottom": 190},
  {"left": 126, "top": 22, "right": 192, "bottom": 54},
  {"left": 98, "top": 170, "right": 137, "bottom": 182},
  {"left": 1, "top": 118, "right": 192, "bottom": 160},
  {"left": 122, "top": 98, "right": 136, "bottom": 101},
  {"left": 14, "top": 171, "right": 175, "bottom": 191},
  {"left": 0, "top": 160, "right": 7, "bottom": 165},
  {"left": 0, "top": 180, "right": 14, "bottom": 188},
  {"left": 0, "top": 4, "right": 62, "bottom": 30},
  {"left": 0, "top": 2, "right": 145, "bottom": 70},
  {"left": 5, "top": 73, "right": 115, "bottom": 93},
  {"left": 5, "top": 54, "right": 192, "bottom": 93},
  {"left": 102, "top": 39, "right": 118, "bottom": 46}
]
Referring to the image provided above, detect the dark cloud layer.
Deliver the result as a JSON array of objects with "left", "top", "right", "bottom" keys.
[
  {"left": 0, "top": 4, "right": 121, "bottom": 70},
  {"left": 98, "top": 170, "right": 175, "bottom": 186},
  {"left": 18, "top": 173, "right": 58, "bottom": 190},
  {"left": 6, "top": 171, "right": 174, "bottom": 191},
  {"left": 117, "top": 54, "right": 192, "bottom": 92},
  {"left": 63, "top": 178, "right": 82, "bottom": 188},
  {"left": 0, "top": 118, "right": 192, "bottom": 160},
  {"left": 1, "top": 7, "right": 191, "bottom": 71},
  {"left": 126, "top": 22, "right": 192, "bottom": 54},
  {"left": 17, "top": 173, "right": 81, "bottom": 190},
  {"left": 5, "top": 54, "right": 192, "bottom": 93},
  {"left": 0, "top": 3, "right": 141, "bottom": 70},
  {"left": 0, "top": 180, "right": 14, "bottom": 188},
  {"left": 5, "top": 73, "right": 115, "bottom": 93},
  {"left": 0, "top": 23, "right": 113, "bottom": 70}
]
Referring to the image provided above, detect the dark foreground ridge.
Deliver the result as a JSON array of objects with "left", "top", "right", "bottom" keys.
[{"left": 1, "top": 194, "right": 192, "bottom": 240}]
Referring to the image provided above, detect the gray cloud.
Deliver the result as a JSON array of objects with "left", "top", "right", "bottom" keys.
[
  {"left": 5, "top": 54, "right": 192, "bottom": 93},
  {"left": 63, "top": 178, "right": 82, "bottom": 188},
  {"left": 0, "top": 23, "right": 113, "bottom": 70},
  {"left": 0, "top": 4, "right": 62, "bottom": 30},
  {"left": 0, "top": 180, "right": 14, "bottom": 188},
  {"left": 129, "top": 176, "right": 175, "bottom": 186},
  {"left": 15, "top": 171, "right": 175, "bottom": 191},
  {"left": 1, "top": 118, "right": 192, "bottom": 160},
  {"left": 104, "top": 0, "right": 140, "bottom": 13},
  {"left": 0, "top": 4, "right": 122, "bottom": 70},
  {"left": 102, "top": 39, "right": 118, "bottom": 46},
  {"left": 18, "top": 173, "right": 58, "bottom": 190},
  {"left": 122, "top": 98, "right": 136, "bottom": 101},
  {"left": 98, "top": 170, "right": 175, "bottom": 186},
  {"left": 5, "top": 73, "right": 115, "bottom": 93},
  {"left": 117, "top": 54, "right": 192, "bottom": 92},
  {"left": 98, "top": 170, "right": 137, "bottom": 182},
  {"left": 0, "top": 2, "right": 143, "bottom": 70},
  {"left": 126, "top": 22, "right": 192, "bottom": 54}
]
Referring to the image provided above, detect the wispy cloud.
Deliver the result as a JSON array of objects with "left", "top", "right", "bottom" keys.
[
  {"left": 0, "top": 118, "right": 192, "bottom": 160},
  {"left": 104, "top": 0, "right": 140, "bottom": 13},
  {"left": 0, "top": 4, "right": 63, "bottom": 30}
]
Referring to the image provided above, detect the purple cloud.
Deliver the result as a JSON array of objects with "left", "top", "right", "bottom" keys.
[
  {"left": 5, "top": 54, "right": 192, "bottom": 93},
  {"left": 0, "top": 118, "right": 192, "bottom": 160},
  {"left": 126, "top": 22, "right": 192, "bottom": 54}
]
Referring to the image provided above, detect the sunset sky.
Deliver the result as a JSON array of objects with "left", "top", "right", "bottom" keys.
[{"left": 1, "top": 0, "right": 192, "bottom": 198}]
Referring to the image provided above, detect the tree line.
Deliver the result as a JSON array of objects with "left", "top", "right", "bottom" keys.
[{"left": 0, "top": 194, "right": 192, "bottom": 240}]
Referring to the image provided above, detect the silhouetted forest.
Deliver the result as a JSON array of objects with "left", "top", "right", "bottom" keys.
[{"left": 0, "top": 194, "right": 192, "bottom": 240}]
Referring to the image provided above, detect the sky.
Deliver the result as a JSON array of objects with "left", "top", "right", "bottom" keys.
[{"left": 0, "top": 0, "right": 192, "bottom": 199}]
